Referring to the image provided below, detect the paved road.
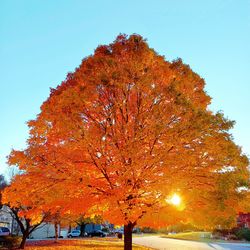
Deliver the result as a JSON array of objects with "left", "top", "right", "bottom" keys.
[{"left": 133, "top": 236, "right": 250, "bottom": 250}]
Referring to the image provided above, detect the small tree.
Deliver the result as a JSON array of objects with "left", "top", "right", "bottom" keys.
[
  {"left": 9, "top": 207, "right": 49, "bottom": 249},
  {"left": 75, "top": 214, "right": 103, "bottom": 236},
  {"left": 2, "top": 160, "right": 97, "bottom": 248},
  {"left": 1, "top": 174, "right": 50, "bottom": 249},
  {"left": 49, "top": 210, "right": 61, "bottom": 242},
  {"left": 8, "top": 34, "right": 249, "bottom": 250}
]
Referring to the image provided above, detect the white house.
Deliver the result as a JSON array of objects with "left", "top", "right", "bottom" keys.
[{"left": 0, "top": 205, "right": 19, "bottom": 234}]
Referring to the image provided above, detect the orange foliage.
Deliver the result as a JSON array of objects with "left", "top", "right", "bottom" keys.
[{"left": 7, "top": 35, "right": 249, "bottom": 232}]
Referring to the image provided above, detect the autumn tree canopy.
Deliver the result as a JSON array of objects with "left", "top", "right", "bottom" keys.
[
  {"left": 8, "top": 34, "right": 249, "bottom": 250},
  {"left": 2, "top": 174, "right": 52, "bottom": 249}
]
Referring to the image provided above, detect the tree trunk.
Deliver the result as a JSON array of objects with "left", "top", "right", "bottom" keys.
[
  {"left": 80, "top": 223, "right": 86, "bottom": 237},
  {"left": 19, "top": 231, "right": 29, "bottom": 249},
  {"left": 124, "top": 222, "right": 134, "bottom": 250},
  {"left": 54, "top": 222, "right": 59, "bottom": 242}
]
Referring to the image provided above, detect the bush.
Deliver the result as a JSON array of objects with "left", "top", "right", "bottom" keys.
[
  {"left": 0, "top": 236, "right": 21, "bottom": 249},
  {"left": 212, "top": 228, "right": 230, "bottom": 237},
  {"left": 225, "top": 234, "right": 238, "bottom": 240},
  {"left": 101, "top": 227, "right": 109, "bottom": 233},
  {"left": 212, "top": 229, "right": 234, "bottom": 240},
  {"left": 235, "top": 228, "right": 250, "bottom": 241}
]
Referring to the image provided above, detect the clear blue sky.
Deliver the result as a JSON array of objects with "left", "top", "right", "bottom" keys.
[{"left": 1, "top": 0, "right": 250, "bottom": 177}]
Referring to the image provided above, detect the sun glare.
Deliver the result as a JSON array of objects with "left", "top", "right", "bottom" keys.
[{"left": 168, "top": 193, "right": 181, "bottom": 206}]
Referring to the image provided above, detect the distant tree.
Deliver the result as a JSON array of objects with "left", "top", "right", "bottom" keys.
[
  {"left": 75, "top": 213, "right": 103, "bottom": 236},
  {"left": 0, "top": 174, "right": 7, "bottom": 208},
  {"left": 0, "top": 174, "right": 7, "bottom": 188},
  {"left": 8, "top": 34, "right": 249, "bottom": 250}
]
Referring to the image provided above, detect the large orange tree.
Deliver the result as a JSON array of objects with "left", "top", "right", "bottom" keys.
[{"left": 8, "top": 34, "right": 249, "bottom": 250}]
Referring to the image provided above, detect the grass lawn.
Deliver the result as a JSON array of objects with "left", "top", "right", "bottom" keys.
[
  {"left": 25, "top": 239, "right": 153, "bottom": 250},
  {"left": 162, "top": 231, "right": 250, "bottom": 244},
  {"left": 162, "top": 231, "right": 212, "bottom": 242}
]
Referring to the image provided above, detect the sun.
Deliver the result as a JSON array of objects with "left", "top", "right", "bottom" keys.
[{"left": 167, "top": 193, "right": 181, "bottom": 206}]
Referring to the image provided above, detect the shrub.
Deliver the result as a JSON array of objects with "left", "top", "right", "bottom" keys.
[
  {"left": 0, "top": 236, "right": 21, "bottom": 249},
  {"left": 212, "top": 228, "right": 230, "bottom": 237},
  {"left": 225, "top": 234, "right": 238, "bottom": 240},
  {"left": 235, "top": 228, "right": 250, "bottom": 241},
  {"left": 102, "top": 227, "right": 109, "bottom": 233}
]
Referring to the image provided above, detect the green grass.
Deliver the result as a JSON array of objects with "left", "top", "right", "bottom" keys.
[{"left": 162, "top": 231, "right": 212, "bottom": 242}]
